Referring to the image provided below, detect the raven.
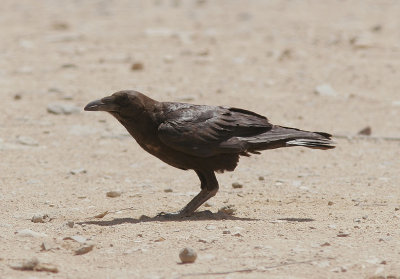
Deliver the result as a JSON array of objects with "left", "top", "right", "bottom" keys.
[{"left": 85, "top": 90, "right": 334, "bottom": 217}]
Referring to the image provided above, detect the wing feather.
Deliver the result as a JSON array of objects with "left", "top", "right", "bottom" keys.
[{"left": 157, "top": 104, "right": 271, "bottom": 157}]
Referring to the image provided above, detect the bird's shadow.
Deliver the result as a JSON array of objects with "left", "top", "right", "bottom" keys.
[
  {"left": 77, "top": 210, "right": 258, "bottom": 227},
  {"left": 277, "top": 217, "right": 315, "bottom": 222}
]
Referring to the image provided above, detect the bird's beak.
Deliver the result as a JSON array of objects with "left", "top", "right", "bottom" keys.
[{"left": 84, "top": 99, "right": 119, "bottom": 112}]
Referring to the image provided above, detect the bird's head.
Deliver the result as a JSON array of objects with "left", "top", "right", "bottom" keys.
[{"left": 84, "top": 90, "right": 149, "bottom": 118}]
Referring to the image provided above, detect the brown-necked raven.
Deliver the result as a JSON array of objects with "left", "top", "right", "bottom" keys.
[{"left": 85, "top": 90, "right": 334, "bottom": 217}]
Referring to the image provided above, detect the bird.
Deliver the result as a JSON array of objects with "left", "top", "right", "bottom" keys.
[{"left": 84, "top": 90, "right": 335, "bottom": 217}]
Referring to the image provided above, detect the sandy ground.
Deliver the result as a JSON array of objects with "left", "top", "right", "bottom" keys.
[{"left": 1, "top": 0, "right": 400, "bottom": 278}]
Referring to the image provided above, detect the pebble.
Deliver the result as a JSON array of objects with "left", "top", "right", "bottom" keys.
[
  {"left": 41, "top": 241, "right": 55, "bottom": 251},
  {"left": 315, "top": 84, "right": 337, "bottom": 97},
  {"left": 16, "top": 229, "right": 47, "bottom": 238},
  {"left": 66, "top": 221, "right": 74, "bottom": 228},
  {"left": 16, "top": 136, "right": 39, "bottom": 146},
  {"left": 106, "top": 191, "right": 122, "bottom": 198},
  {"left": 232, "top": 182, "right": 243, "bottom": 189},
  {"left": 131, "top": 62, "right": 144, "bottom": 71},
  {"left": 75, "top": 243, "right": 94, "bottom": 255},
  {"left": 10, "top": 257, "right": 39, "bottom": 271},
  {"left": 31, "top": 214, "right": 51, "bottom": 223},
  {"left": 222, "top": 230, "right": 231, "bottom": 234},
  {"left": 163, "top": 55, "right": 174, "bottom": 63},
  {"left": 204, "top": 201, "right": 213, "bottom": 207},
  {"left": 327, "top": 201, "right": 334, "bottom": 206},
  {"left": 10, "top": 257, "right": 59, "bottom": 273},
  {"left": 179, "top": 248, "right": 197, "bottom": 263},
  {"left": 350, "top": 35, "right": 374, "bottom": 49},
  {"left": 64, "top": 235, "right": 87, "bottom": 243},
  {"left": 205, "top": 224, "right": 217, "bottom": 230},
  {"left": 218, "top": 205, "right": 236, "bottom": 215},
  {"left": 47, "top": 103, "right": 80, "bottom": 115},
  {"left": 337, "top": 232, "right": 350, "bottom": 237},
  {"left": 70, "top": 168, "right": 87, "bottom": 175},
  {"left": 358, "top": 126, "right": 372, "bottom": 136},
  {"left": 52, "top": 21, "right": 70, "bottom": 30},
  {"left": 164, "top": 188, "right": 173, "bottom": 193}
]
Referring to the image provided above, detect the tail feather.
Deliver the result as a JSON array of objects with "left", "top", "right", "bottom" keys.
[{"left": 241, "top": 125, "right": 335, "bottom": 151}]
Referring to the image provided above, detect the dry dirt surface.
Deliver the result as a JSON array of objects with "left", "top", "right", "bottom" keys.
[{"left": 1, "top": 1, "right": 400, "bottom": 278}]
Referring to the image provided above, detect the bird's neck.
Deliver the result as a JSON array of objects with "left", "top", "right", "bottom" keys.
[{"left": 112, "top": 112, "right": 158, "bottom": 144}]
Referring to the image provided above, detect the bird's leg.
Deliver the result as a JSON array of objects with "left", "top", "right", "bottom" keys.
[{"left": 158, "top": 170, "right": 219, "bottom": 218}]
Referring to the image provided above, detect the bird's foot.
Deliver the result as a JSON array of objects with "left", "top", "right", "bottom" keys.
[{"left": 157, "top": 211, "right": 190, "bottom": 219}]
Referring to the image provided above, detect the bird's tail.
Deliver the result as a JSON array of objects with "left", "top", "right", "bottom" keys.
[{"left": 243, "top": 125, "right": 335, "bottom": 151}]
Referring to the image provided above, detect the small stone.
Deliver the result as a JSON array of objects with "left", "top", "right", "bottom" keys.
[
  {"left": 131, "top": 62, "right": 144, "bottom": 71},
  {"left": 47, "top": 103, "right": 80, "bottom": 115},
  {"left": 350, "top": 35, "right": 374, "bottom": 48},
  {"left": 222, "top": 230, "right": 231, "bottom": 234},
  {"left": 40, "top": 241, "right": 54, "bottom": 251},
  {"left": 106, "top": 191, "right": 122, "bottom": 198},
  {"left": 93, "top": 211, "right": 109, "bottom": 218},
  {"left": 10, "top": 257, "right": 39, "bottom": 271},
  {"left": 9, "top": 258, "right": 58, "bottom": 273},
  {"left": 64, "top": 235, "right": 87, "bottom": 243},
  {"left": 52, "top": 21, "right": 70, "bottom": 30},
  {"left": 337, "top": 233, "right": 350, "bottom": 237},
  {"left": 14, "top": 93, "right": 22, "bottom": 100},
  {"left": 278, "top": 48, "right": 292, "bottom": 61},
  {"left": 328, "top": 201, "right": 334, "bottom": 206},
  {"left": 16, "top": 229, "right": 47, "bottom": 238},
  {"left": 164, "top": 188, "right": 173, "bottom": 193},
  {"left": 31, "top": 214, "right": 51, "bottom": 223},
  {"left": 163, "top": 55, "right": 174, "bottom": 63},
  {"left": 34, "top": 263, "right": 59, "bottom": 273},
  {"left": 218, "top": 205, "right": 236, "bottom": 215},
  {"left": 179, "top": 247, "right": 197, "bottom": 263},
  {"left": 17, "top": 136, "right": 38, "bottom": 146},
  {"left": 315, "top": 84, "right": 337, "bottom": 97},
  {"left": 258, "top": 176, "right": 264, "bottom": 181},
  {"left": 61, "top": 63, "right": 77, "bottom": 69},
  {"left": 358, "top": 126, "right": 372, "bottom": 136},
  {"left": 70, "top": 168, "right": 87, "bottom": 175},
  {"left": 371, "top": 24, "right": 382, "bottom": 32},
  {"left": 75, "top": 243, "right": 94, "bottom": 255},
  {"left": 321, "top": 242, "right": 331, "bottom": 247},
  {"left": 205, "top": 224, "right": 216, "bottom": 230},
  {"left": 232, "top": 182, "right": 243, "bottom": 189}
]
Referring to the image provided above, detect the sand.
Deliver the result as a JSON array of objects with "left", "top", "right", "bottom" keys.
[{"left": 1, "top": 1, "right": 400, "bottom": 278}]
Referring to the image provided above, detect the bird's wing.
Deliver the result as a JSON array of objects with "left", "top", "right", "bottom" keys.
[{"left": 157, "top": 103, "right": 272, "bottom": 157}]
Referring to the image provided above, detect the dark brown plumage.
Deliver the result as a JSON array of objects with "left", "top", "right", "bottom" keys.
[{"left": 84, "top": 90, "right": 335, "bottom": 217}]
